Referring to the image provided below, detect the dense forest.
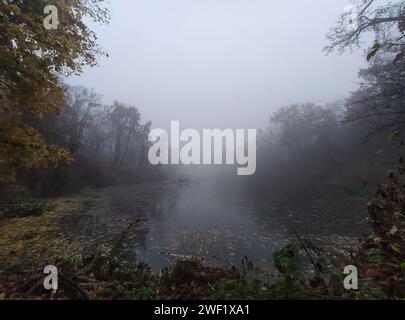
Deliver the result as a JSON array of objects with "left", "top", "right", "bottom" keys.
[{"left": 0, "top": 0, "right": 405, "bottom": 301}]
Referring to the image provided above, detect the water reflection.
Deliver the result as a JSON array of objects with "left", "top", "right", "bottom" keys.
[{"left": 108, "top": 169, "right": 369, "bottom": 272}]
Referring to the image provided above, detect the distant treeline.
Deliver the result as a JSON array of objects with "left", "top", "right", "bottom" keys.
[
  {"left": 24, "top": 85, "right": 164, "bottom": 196},
  {"left": 250, "top": 53, "right": 405, "bottom": 201}
]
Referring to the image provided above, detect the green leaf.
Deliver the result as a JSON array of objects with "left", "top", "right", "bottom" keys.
[
  {"left": 367, "top": 43, "right": 381, "bottom": 61},
  {"left": 388, "top": 131, "right": 399, "bottom": 141}
]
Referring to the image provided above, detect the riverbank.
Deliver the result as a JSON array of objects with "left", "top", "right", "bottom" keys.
[
  {"left": 0, "top": 181, "right": 368, "bottom": 271},
  {"left": 0, "top": 181, "right": 373, "bottom": 299}
]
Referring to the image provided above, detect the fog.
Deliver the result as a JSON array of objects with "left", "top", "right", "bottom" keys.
[
  {"left": 69, "top": 0, "right": 367, "bottom": 131},
  {"left": 3, "top": 0, "right": 405, "bottom": 300}
]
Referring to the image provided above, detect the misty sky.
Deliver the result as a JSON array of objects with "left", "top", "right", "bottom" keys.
[{"left": 69, "top": 0, "right": 368, "bottom": 131}]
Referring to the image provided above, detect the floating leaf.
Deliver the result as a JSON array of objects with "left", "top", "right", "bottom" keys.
[
  {"left": 388, "top": 131, "right": 399, "bottom": 141},
  {"left": 389, "top": 225, "right": 398, "bottom": 235}
]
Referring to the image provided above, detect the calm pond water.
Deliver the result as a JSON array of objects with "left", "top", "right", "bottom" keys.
[{"left": 105, "top": 169, "right": 370, "bottom": 272}]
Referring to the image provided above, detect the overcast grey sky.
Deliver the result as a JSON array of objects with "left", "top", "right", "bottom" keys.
[{"left": 69, "top": 0, "right": 368, "bottom": 131}]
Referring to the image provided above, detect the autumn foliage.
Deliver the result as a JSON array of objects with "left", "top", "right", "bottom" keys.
[{"left": 0, "top": 0, "right": 109, "bottom": 182}]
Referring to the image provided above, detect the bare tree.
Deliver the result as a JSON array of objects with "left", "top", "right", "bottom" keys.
[
  {"left": 325, "top": 0, "right": 404, "bottom": 54},
  {"left": 325, "top": 1, "right": 405, "bottom": 140}
]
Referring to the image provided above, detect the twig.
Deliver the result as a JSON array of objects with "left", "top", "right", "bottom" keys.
[
  {"left": 26, "top": 277, "right": 44, "bottom": 295},
  {"left": 292, "top": 229, "right": 323, "bottom": 274},
  {"left": 208, "top": 282, "right": 215, "bottom": 293},
  {"left": 75, "top": 218, "right": 147, "bottom": 277},
  {"left": 59, "top": 273, "right": 89, "bottom": 300}
]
